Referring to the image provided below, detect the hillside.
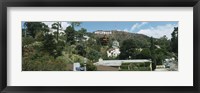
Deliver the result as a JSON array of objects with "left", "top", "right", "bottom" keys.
[{"left": 88, "top": 30, "right": 151, "bottom": 48}]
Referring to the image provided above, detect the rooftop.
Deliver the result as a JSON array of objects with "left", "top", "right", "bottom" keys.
[{"left": 94, "top": 59, "right": 152, "bottom": 67}]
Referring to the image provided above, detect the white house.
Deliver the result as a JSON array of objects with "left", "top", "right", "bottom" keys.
[
  {"left": 107, "top": 48, "right": 120, "bottom": 57},
  {"left": 107, "top": 40, "right": 120, "bottom": 57}
]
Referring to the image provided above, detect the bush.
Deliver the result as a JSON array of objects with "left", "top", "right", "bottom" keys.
[
  {"left": 86, "top": 62, "right": 97, "bottom": 71},
  {"left": 75, "top": 44, "right": 86, "bottom": 57},
  {"left": 35, "top": 31, "right": 44, "bottom": 41},
  {"left": 22, "top": 54, "right": 67, "bottom": 71},
  {"left": 22, "top": 36, "right": 35, "bottom": 46},
  {"left": 42, "top": 34, "right": 56, "bottom": 56},
  {"left": 87, "top": 49, "right": 101, "bottom": 62},
  {"left": 120, "top": 62, "right": 151, "bottom": 71},
  {"left": 80, "top": 61, "right": 97, "bottom": 71}
]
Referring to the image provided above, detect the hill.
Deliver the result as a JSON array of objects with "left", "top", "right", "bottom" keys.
[{"left": 88, "top": 30, "right": 151, "bottom": 48}]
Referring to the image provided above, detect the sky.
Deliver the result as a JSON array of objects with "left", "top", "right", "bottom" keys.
[{"left": 22, "top": 21, "right": 178, "bottom": 39}]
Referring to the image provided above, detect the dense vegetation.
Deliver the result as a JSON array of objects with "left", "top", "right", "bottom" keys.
[{"left": 22, "top": 22, "right": 178, "bottom": 71}]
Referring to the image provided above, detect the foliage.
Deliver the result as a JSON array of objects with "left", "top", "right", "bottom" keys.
[
  {"left": 155, "top": 35, "right": 171, "bottom": 51},
  {"left": 52, "top": 22, "right": 62, "bottom": 41},
  {"left": 80, "top": 61, "right": 97, "bottom": 71},
  {"left": 150, "top": 37, "right": 156, "bottom": 70},
  {"left": 22, "top": 54, "right": 67, "bottom": 71},
  {"left": 119, "top": 39, "right": 141, "bottom": 59},
  {"left": 76, "top": 28, "right": 87, "bottom": 41},
  {"left": 171, "top": 27, "right": 178, "bottom": 55},
  {"left": 55, "top": 40, "right": 65, "bottom": 58},
  {"left": 70, "top": 22, "right": 81, "bottom": 28},
  {"left": 120, "top": 62, "right": 151, "bottom": 71},
  {"left": 75, "top": 44, "right": 86, "bottom": 57},
  {"left": 137, "top": 48, "right": 151, "bottom": 59},
  {"left": 65, "top": 26, "right": 75, "bottom": 44},
  {"left": 35, "top": 31, "right": 45, "bottom": 41},
  {"left": 100, "top": 35, "right": 109, "bottom": 46},
  {"left": 22, "top": 21, "right": 178, "bottom": 71},
  {"left": 24, "top": 22, "right": 49, "bottom": 38},
  {"left": 22, "top": 36, "right": 35, "bottom": 46},
  {"left": 86, "top": 62, "right": 97, "bottom": 71},
  {"left": 42, "top": 34, "right": 57, "bottom": 57},
  {"left": 87, "top": 49, "right": 101, "bottom": 62}
]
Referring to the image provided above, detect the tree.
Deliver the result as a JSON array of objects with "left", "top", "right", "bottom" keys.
[
  {"left": 86, "top": 62, "right": 97, "bottom": 71},
  {"left": 22, "top": 36, "right": 35, "bottom": 46},
  {"left": 70, "top": 22, "right": 81, "bottom": 29},
  {"left": 52, "top": 22, "right": 62, "bottom": 41},
  {"left": 100, "top": 35, "right": 109, "bottom": 46},
  {"left": 75, "top": 44, "right": 86, "bottom": 57},
  {"left": 35, "top": 31, "right": 44, "bottom": 41},
  {"left": 155, "top": 49, "right": 166, "bottom": 65},
  {"left": 42, "top": 34, "right": 57, "bottom": 57},
  {"left": 65, "top": 26, "right": 75, "bottom": 44},
  {"left": 76, "top": 28, "right": 87, "bottom": 41},
  {"left": 80, "top": 61, "right": 97, "bottom": 71},
  {"left": 43, "top": 34, "right": 64, "bottom": 58},
  {"left": 87, "top": 49, "right": 101, "bottom": 62},
  {"left": 64, "top": 22, "right": 81, "bottom": 44},
  {"left": 137, "top": 48, "right": 151, "bottom": 59},
  {"left": 55, "top": 40, "right": 65, "bottom": 58},
  {"left": 171, "top": 27, "right": 178, "bottom": 55},
  {"left": 150, "top": 37, "right": 157, "bottom": 70},
  {"left": 24, "top": 22, "right": 49, "bottom": 38},
  {"left": 22, "top": 36, "right": 35, "bottom": 56},
  {"left": 119, "top": 39, "right": 140, "bottom": 59},
  {"left": 156, "top": 35, "right": 171, "bottom": 51},
  {"left": 42, "top": 34, "right": 64, "bottom": 58}
]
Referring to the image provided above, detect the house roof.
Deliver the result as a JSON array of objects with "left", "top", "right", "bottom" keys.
[{"left": 94, "top": 59, "right": 152, "bottom": 67}]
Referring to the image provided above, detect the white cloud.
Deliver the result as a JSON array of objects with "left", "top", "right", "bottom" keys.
[
  {"left": 131, "top": 22, "right": 148, "bottom": 31},
  {"left": 116, "top": 29, "right": 121, "bottom": 31},
  {"left": 137, "top": 24, "right": 178, "bottom": 39},
  {"left": 43, "top": 22, "right": 71, "bottom": 30},
  {"left": 42, "top": 22, "right": 54, "bottom": 28},
  {"left": 123, "top": 28, "right": 129, "bottom": 32},
  {"left": 61, "top": 22, "right": 71, "bottom": 30}
]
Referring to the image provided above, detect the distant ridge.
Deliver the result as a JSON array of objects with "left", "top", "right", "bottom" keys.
[{"left": 90, "top": 30, "right": 151, "bottom": 46}]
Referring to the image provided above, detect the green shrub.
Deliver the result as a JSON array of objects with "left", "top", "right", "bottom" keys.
[
  {"left": 80, "top": 61, "right": 97, "bottom": 71},
  {"left": 120, "top": 62, "right": 151, "bottom": 71},
  {"left": 22, "top": 36, "right": 35, "bottom": 46},
  {"left": 22, "top": 53, "right": 68, "bottom": 71}
]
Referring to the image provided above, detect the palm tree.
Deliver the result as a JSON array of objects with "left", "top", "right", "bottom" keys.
[{"left": 52, "top": 22, "right": 62, "bottom": 41}]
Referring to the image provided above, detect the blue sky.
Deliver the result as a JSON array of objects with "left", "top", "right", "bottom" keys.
[
  {"left": 76, "top": 22, "right": 177, "bottom": 32},
  {"left": 22, "top": 21, "right": 178, "bottom": 39}
]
